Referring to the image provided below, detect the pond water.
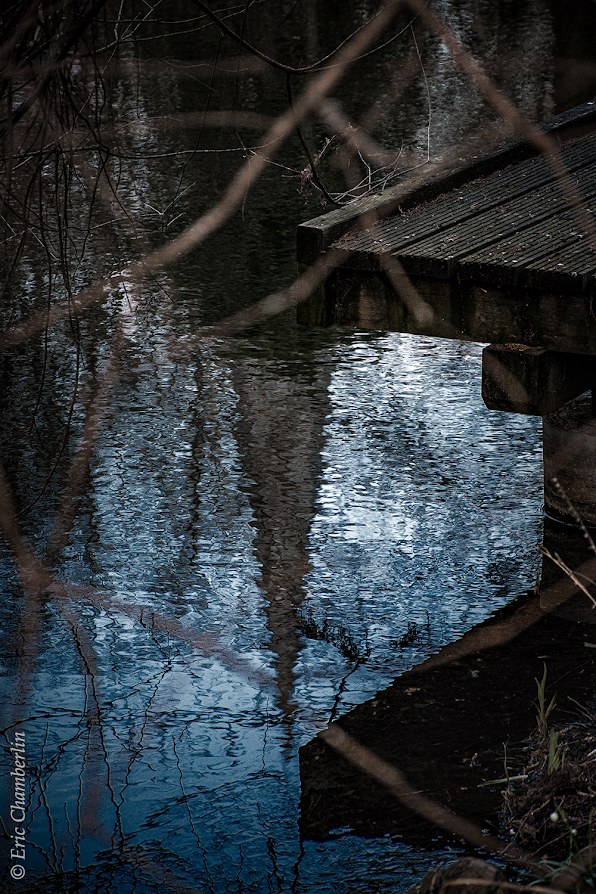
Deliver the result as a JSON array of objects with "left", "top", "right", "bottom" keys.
[{"left": 1, "top": 2, "right": 595, "bottom": 891}]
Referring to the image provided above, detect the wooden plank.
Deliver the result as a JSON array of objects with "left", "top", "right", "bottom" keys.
[
  {"left": 297, "top": 100, "right": 596, "bottom": 264},
  {"left": 322, "top": 266, "right": 596, "bottom": 354},
  {"left": 336, "top": 135, "right": 596, "bottom": 262},
  {"left": 297, "top": 102, "right": 596, "bottom": 354},
  {"left": 334, "top": 143, "right": 596, "bottom": 277}
]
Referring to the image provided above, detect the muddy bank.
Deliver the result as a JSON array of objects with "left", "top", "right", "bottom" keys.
[{"left": 299, "top": 581, "right": 596, "bottom": 848}]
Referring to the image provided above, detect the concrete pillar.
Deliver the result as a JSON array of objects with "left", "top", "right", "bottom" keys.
[
  {"left": 534, "top": 395, "right": 596, "bottom": 622},
  {"left": 482, "top": 345, "right": 596, "bottom": 416},
  {"left": 540, "top": 515, "right": 596, "bottom": 621},
  {"left": 543, "top": 394, "right": 596, "bottom": 525}
]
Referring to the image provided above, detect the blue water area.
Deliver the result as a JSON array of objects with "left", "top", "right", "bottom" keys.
[{"left": 0, "top": 323, "right": 543, "bottom": 892}]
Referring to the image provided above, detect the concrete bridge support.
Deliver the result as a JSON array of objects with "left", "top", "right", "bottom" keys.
[
  {"left": 482, "top": 344, "right": 596, "bottom": 618},
  {"left": 543, "top": 395, "right": 596, "bottom": 525},
  {"left": 481, "top": 344, "right": 596, "bottom": 524}
]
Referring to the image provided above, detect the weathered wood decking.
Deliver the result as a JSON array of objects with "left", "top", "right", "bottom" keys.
[{"left": 297, "top": 101, "right": 596, "bottom": 357}]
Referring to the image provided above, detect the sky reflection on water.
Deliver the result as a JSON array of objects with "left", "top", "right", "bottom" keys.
[{"left": 1, "top": 323, "right": 544, "bottom": 892}]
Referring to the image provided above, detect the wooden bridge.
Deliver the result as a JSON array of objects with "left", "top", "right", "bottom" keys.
[
  {"left": 297, "top": 104, "right": 596, "bottom": 848},
  {"left": 297, "top": 101, "right": 596, "bottom": 524},
  {"left": 297, "top": 101, "right": 596, "bottom": 418}
]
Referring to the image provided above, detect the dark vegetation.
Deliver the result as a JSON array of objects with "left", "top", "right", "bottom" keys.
[
  {"left": 297, "top": 607, "right": 370, "bottom": 662},
  {"left": 502, "top": 668, "right": 596, "bottom": 861}
]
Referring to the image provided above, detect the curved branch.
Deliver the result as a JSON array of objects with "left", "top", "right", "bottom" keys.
[
  {"left": 189, "top": 0, "right": 407, "bottom": 76},
  {"left": 286, "top": 73, "right": 344, "bottom": 207}
]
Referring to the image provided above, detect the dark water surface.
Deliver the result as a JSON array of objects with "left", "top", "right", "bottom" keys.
[{"left": 1, "top": 2, "right": 595, "bottom": 891}]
